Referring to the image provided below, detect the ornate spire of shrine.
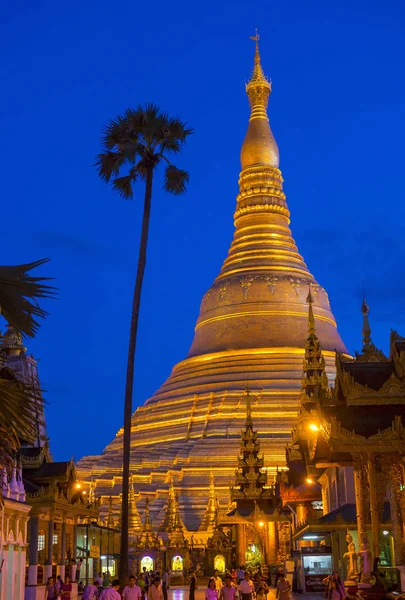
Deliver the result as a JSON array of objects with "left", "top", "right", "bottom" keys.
[
  {"left": 128, "top": 477, "right": 143, "bottom": 536},
  {"left": 159, "top": 475, "right": 185, "bottom": 536},
  {"left": 356, "top": 296, "right": 388, "bottom": 362},
  {"left": 199, "top": 469, "right": 219, "bottom": 532},
  {"left": 136, "top": 497, "right": 160, "bottom": 550},
  {"left": 301, "top": 290, "right": 328, "bottom": 408},
  {"left": 231, "top": 387, "right": 268, "bottom": 501},
  {"left": 361, "top": 298, "right": 372, "bottom": 350},
  {"left": 241, "top": 30, "right": 279, "bottom": 169},
  {"left": 106, "top": 496, "right": 115, "bottom": 528}
]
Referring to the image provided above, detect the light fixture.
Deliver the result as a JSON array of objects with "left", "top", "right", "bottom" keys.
[
  {"left": 258, "top": 521, "right": 264, "bottom": 527},
  {"left": 82, "top": 490, "right": 87, "bottom": 495},
  {"left": 383, "top": 530, "right": 389, "bottom": 536},
  {"left": 306, "top": 478, "right": 314, "bottom": 484},
  {"left": 309, "top": 423, "right": 319, "bottom": 432},
  {"left": 75, "top": 483, "right": 82, "bottom": 490}
]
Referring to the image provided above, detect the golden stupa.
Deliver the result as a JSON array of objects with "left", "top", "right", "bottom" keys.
[{"left": 78, "top": 37, "right": 347, "bottom": 533}]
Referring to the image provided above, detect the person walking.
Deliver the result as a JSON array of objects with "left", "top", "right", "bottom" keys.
[
  {"left": 162, "top": 569, "right": 170, "bottom": 600},
  {"left": 123, "top": 575, "right": 142, "bottom": 600},
  {"left": 100, "top": 579, "right": 121, "bottom": 599},
  {"left": 206, "top": 578, "right": 219, "bottom": 600},
  {"left": 61, "top": 575, "right": 73, "bottom": 599},
  {"left": 45, "top": 577, "right": 58, "bottom": 600},
  {"left": 148, "top": 577, "right": 164, "bottom": 600},
  {"left": 238, "top": 572, "right": 255, "bottom": 600},
  {"left": 213, "top": 570, "right": 223, "bottom": 591},
  {"left": 276, "top": 573, "right": 291, "bottom": 600},
  {"left": 236, "top": 566, "right": 245, "bottom": 585},
  {"left": 76, "top": 558, "right": 83, "bottom": 582},
  {"left": 82, "top": 580, "right": 100, "bottom": 600},
  {"left": 189, "top": 570, "right": 197, "bottom": 600},
  {"left": 220, "top": 575, "right": 237, "bottom": 600}
]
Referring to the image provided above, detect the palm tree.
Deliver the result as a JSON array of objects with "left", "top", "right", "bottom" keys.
[
  {"left": 0, "top": 258, "right": 55, "bottom": 470},
  {"left": 96, "top": 103, "right": 192, "bottom": 581}
]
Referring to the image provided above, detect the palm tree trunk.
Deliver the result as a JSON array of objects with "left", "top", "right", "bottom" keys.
[{"left": 119, "top": 168, "right": 153, "bottom": 582}]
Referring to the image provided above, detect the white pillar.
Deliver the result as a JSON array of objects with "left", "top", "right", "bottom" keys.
[{"left": 1, "top": 547, "right": 9, "bottom": 600}]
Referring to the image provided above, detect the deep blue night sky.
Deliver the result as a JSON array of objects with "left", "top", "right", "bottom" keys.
[{"left": 1, "top": 0, "right": 404, "bottom": 461}]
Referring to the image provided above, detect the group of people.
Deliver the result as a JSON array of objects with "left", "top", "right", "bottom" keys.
[
  {"left": 80, "top": 568, "right": 169, "bottom": 600},
  {"left": 44, "top": 575, "right": 73, "bottom": 599},
  {"left": 198, "top": 566, "right": 292, "bottom": 600}
]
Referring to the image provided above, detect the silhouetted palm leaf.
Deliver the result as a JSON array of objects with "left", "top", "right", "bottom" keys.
[
  {"left": 164, "top": 165, "right": 190, "bottom": 195},
  {"left": 0, "top": 259, "right": 56, "bottom": 337},
  {"left": 0, "top": 369, "right": 44, "bottom": 470}
]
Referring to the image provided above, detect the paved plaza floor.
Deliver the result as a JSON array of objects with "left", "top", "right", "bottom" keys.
[{"left": 168, "top": 587, "right": 321, "bottom": 600}]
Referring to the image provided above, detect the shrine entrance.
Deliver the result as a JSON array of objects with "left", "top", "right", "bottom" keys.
[{"left": 245, "top": 542, "right": 262, "bottom": 570}]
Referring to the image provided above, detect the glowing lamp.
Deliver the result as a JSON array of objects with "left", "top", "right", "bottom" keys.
[
  {"left": 82, "top": 490, "right": 87, "bottom": 495},
  {"left": 75, "top": 483, "right": 82, "bottom": 490},
  {"left": 382, "top": 530, "right": 389, "bottom": 536},
  {"left": 309, "top": 423, "right": 319, "bottom": 432},
  {"left": 258, "top": 521, "right": 264, "bottom": 527},
  {"left": 306, "top": 478, "right": 314, "bottom": 484}
]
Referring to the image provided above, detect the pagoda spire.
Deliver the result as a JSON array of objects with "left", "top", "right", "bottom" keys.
[
  {"left": 356, "top": 297, "right": 387, "bottom": 362},
  {"left": 199, "top": 469, "right": 219, "bottom": 532},
  {"left": 361, "top": 298, "right": 372, "bottom": 351},
  {"left": 231, "top": 387, "right": 267, "bottom": 501},
  {"left": 300, "top": 290, "right": 328, "bottom": 408},
  {"left": 106, "top": 496, "right": 115, "bottom": 528},
  {"left": 128, "top": 476, "right": 143, "bottom": 536}
]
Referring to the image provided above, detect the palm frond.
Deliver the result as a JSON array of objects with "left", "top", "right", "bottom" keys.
[
  {"left": 95, "top": 151, "right": 126, "bottom": 182},
  {"left": 0, "top": 371, "right": 44, "bottom": 469},
  {"left": 101, "top": 114, "right": 132, "bottom": 150},
  {"left": 163, "top": 165, "right": 190, "bottom": 195},
  {"left": 112, "top": 175, "right": 134, "bottom": 199},
  {"left": 0, "top": 259, "right": 56, "bottom": 337}
]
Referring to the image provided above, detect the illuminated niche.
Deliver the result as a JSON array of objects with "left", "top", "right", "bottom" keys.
[
  {"left": 214, "top": 555, "right": 225, "bottom": 573},
  {"left": 172, "top": 555, "right": 183, "bottom": 571},
  {"left": 141, "top": 556, "right": 154, "bottom": 572}
]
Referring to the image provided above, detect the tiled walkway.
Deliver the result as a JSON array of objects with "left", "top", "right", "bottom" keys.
[{"left": 168, "top": 587, "right": 321, "bottom": 600}]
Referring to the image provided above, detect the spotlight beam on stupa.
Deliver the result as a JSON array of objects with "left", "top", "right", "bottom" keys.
[{"left": 77, "top": 35, "right": 348, "bottom": 532}]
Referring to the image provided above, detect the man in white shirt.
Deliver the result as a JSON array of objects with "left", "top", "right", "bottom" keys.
[
  {"left": 123, "top": 575, "right": 142, "bottom": 600},
  {"left": 100, "top": 579, "right": 121, "bottom": 599}
]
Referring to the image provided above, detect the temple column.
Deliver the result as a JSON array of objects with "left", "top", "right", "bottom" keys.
[
  {"left": 57, "top": 520, "right": 66, "bottom": 580},
  {"left": 353, "top": 458, "right": 367, "bottom": 547},
  {"left": 267, "top": 521, "right": 277, "bottom": 563},
  {"left": 235, "top": 524, "right": 246, "bottom": 566},
  {"left": 385, "top": 456, "right": 405, "bottom": 566},
  {"left": 44, "top": 518, "right": 54, "bottom": 580},
  {"left": 354, "top": 456, "right": 372, "bottom": 585},
  {"left": 367, "top": 454, "right": 380, "bottom": 560},
  {"left": 71, "top": 524, "right": 78, "bottom": 580},
  {"left": 28, "top": 516, "right": 39, "bottom": 586}
]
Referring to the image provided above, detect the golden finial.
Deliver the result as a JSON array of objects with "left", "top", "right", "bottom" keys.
[{"left": 250, "top": 28, "right": 260, "bottom": 57}]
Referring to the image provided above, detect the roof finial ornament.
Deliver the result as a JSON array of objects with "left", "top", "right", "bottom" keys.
[
  {"left": 250, "top": 28, "right": 260, "bottom": 57},
  {"left": 361, "top": 289, "right": 371, "bottom": 350}
]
